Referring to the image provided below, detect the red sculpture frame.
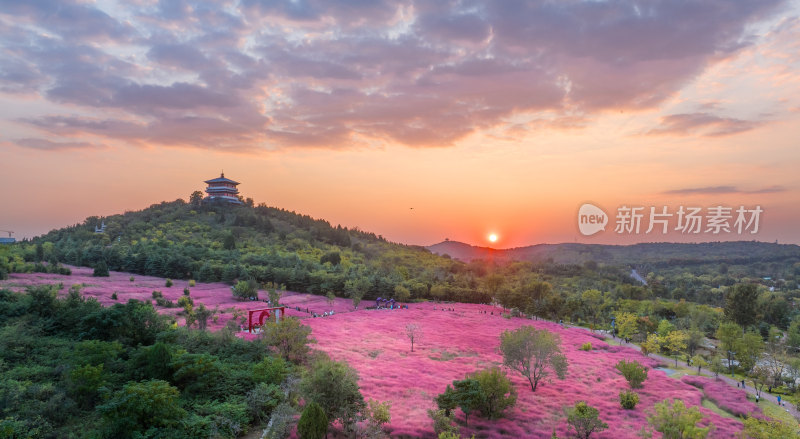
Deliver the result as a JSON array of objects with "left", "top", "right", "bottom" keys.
[{"left": 248, "top": 307, "right": 286, "bottom": 333}]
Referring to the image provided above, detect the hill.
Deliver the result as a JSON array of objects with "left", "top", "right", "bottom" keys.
[{"left": 428, "top": 240, "right": 800, "bottom": 266}]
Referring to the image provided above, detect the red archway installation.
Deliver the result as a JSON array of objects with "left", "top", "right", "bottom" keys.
[{"left": 247, "top": 307, "right": 285, "bottom": 333}]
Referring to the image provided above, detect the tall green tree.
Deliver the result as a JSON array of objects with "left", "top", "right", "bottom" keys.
[
  {"left": 499, "top": 326, "right": 567, "bottom": 391},
  {"left": 724, "top": 283, "right": 759, "bottom": 328},
  {"left": 715, "top": 321, "right": 741, "bottom": 375}
]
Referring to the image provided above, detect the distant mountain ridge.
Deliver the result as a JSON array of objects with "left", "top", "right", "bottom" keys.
[{"left": 427, "top": 240, "right": 800, "bottom": 266}]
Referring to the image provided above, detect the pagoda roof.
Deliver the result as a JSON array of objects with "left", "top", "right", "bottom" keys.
[{"left": 204, "top": 173, "right": 239, "bottom": 185}]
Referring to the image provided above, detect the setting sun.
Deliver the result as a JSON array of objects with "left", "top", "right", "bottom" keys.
[{"left": 488, "top": 234, "right": 498, "bottom": 243}]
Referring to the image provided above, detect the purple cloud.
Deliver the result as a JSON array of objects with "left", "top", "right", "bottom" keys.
[
  {"left": 0, "top": 0, "right": 787, "bottom": 151},
  {"left": 647, "top": 113, "right": 761, "bottom": 137}
]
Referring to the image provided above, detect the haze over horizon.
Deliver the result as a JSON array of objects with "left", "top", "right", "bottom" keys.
[{"left": 2, "top": 0, "right": 800, "bottom": 247}]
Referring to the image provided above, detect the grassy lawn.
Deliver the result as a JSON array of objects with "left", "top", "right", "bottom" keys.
[
  {"left": 743, "top": 393, "right": 797, "bottom": 425},
  {"left": 701, "top": 398, "right": 739, "bottom": 420}
]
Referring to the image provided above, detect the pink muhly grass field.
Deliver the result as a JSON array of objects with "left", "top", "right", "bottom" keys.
[
  {"left": 681, "top": 375, "right": 761, "bottom": 418},
  {"left": 2, "top": 269, "right": 751, "bottom": 438}
]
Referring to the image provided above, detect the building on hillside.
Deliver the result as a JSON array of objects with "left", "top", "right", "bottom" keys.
[{"left": 204, "top": 172, "right": 243, "bottom": 205}]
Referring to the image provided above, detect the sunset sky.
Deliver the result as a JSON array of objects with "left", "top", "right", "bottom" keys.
[{"left": 1, "top": 0, "right": 799, "bottom": 247}]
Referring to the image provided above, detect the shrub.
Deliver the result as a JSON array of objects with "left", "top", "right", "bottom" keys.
[
  {"left": 165, "top": 279, "right": 173, "bottom": 287},
  {"left": 189, "top": 279, "right": 196, "bottom": 287},
  {"left": 581, "top": 342, "right": 592, "bottom": 351},
  {"left": 427, "top": 409, "right": 458, "bottom": 436},
  {"left": 619, "top": 390, "right": 639, "bottom": 409},
  {"left": 92, "top": 260, "right": 109, "bottom": 277},
  {"left": 615, "top": 359, "right": 648, "bottom": 389},
  {"left": 183, "top": 287, "right": 191, "bottom": 296},
  {"left": 111, "top": 292, "right": 118, "bottom": 300},
  {"left": 129, "top": 276, "right": 135, "bottom": 282},
  {"left": 470, "top": 367, "right": 517, "bottom": 420},
  {"left": 152, "top": 290, "right": 163, "bottom": 299},
  {"left": 565, "top": 401, "right": 608, "bottom": 439},
  {"left": 297, "top": 402, "right": 328, "bottom": 439}
]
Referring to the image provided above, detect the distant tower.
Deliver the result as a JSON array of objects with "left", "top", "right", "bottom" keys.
[{"left": 204, "top": 172, "right": 243, "bottom": 204}]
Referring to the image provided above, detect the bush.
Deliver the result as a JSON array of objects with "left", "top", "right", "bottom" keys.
[
  {"left": 152, "top": 291, "right": 163, "bottom": 299},
  {"left": 297, "top": 402, "right": 328, "bottom": 439},
  {"left": 581, "top": 342, "right": 592, "bottom": 351},
  {"left": 129, "top": 276, "right": 135, "bottom": 282},
  {"left": 565, "top": 401, "right": 608, "bottom": 439},
  {"left": 619, "top": 390, "right": 639, "bottom": 409},
  {"left": 615, "top": 359, "right": 648, "bottom": 389},
  {"left": 189, "top": 279, "right": 196, "bottom": 287},
  {"left": 93, "top": 260, "right": 109, "bottom": 277},
  {"left": 246, "top": 383, "right": 282, "bottom": 424},
  {"left": 183, "top": 287, "right": 191, "bottom": 296},
  {"left": 470, "top": 367, "right": 517, "bottom": 420},
  {"left": 165, "top": 279, "right": 173, "bottom": 287},
  {"left": 111, "top": 292, "right": 118, "bottom": 300},
  {"left": 428, "top": 408, "right": 458, "bottom": 436}
]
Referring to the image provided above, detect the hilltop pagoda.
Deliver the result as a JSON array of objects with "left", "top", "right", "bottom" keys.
[{"left": 204, "top": 172, "right": 243, "bottom": 204}]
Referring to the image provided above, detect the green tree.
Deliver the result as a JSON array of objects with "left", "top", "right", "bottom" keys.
[
  {"left": 223, "top": 232, "right": 236, "bottom": 250},
  {"left": 581, "top": 289, "right": 604, "bottom": 330},
  {"left": 97, "top": 379, "right": 186, "bottom": 438},
  {"left": 647, "top": 399, "right": 712, "bottom": 439},
  {"left": 470, "top": 367, "right": 517, "bottom": 420},
  {"left": 641, "top": 333, "right": 661, "bottom": 357},
  {"left": 716, "top": 321, "right": 742, "bottom": 375},
  {"left": 724, "top": 283, "right": 759, "bottom": 328},
  {"left": 499, "top": 326, "right": 567, "bottom": 391},
  {"left": 452, "top": 378, "right": 484, "bottom": 427},
  {"left": 253, "top": 356, "right": 289, "bottom": 385},
  {"left": 691, "top": 355, "right": 707, "bottom": 375},
  {"left": 737, "top": 330, "right": 764, "bottom": 374},
  {"left": 363, "top": 399, "right": 391, "bottom": 438},
  {"left": 615, "top": 312, "right": 639, "bottom": 342},
  {"left": 435, "top": 385, "right": 459, "bottom": 417},
  {"left": 742, "top": 416, "right": 800, "bottom": 439},
  {"left": 142, "top": 342, "right": 173, "bottom": 381},
  {"left": 301, "top": 357, "right": 366, "bottom": 435},
  {"left": 195, "top": 303, "right": 213, "bottom": 330},
  {"left": 710, "top": 354, "right": 725, "bottom": 379},
  {"left": 68, "top": 363, "right": 106, "bottom": 408},
  {"left": 93, "top": 260, "right": 110, "bottom": 277},
  {"left": 231, "top": 279, "right": 259, "bottom": 300},
  {"left": 664, "top": 330, "right": 689, "bottom": 367},
  {"left": 189, "top": 190, "right": 204, "bottom": 206},
  {"left": 615, "top": 359, "right": 648, "bottom": 389},
  {"left": 297, "top": 402, "right": 328, "bottom": 439},
  {"left": 565, "top": 401, "right": 608, "bottom": 439},
  {"left": 261, "top": 317, "right": 314, "bottom": 364}
]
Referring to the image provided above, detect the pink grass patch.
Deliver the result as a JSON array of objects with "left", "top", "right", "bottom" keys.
[{"left": 681, "top": 375, "right": 761, "bottom": 418}]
